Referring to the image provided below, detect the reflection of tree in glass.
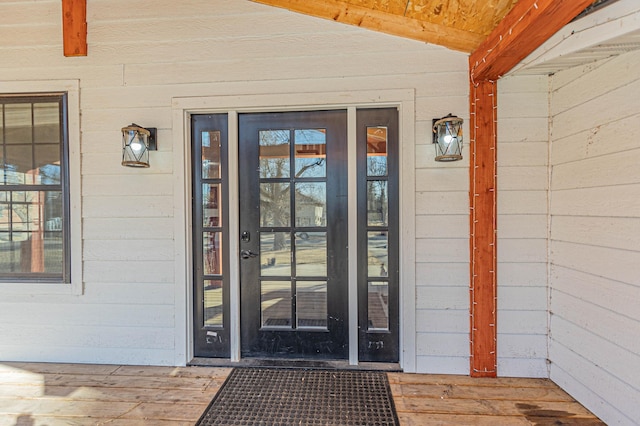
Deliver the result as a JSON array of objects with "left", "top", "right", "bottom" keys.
[
  {"left": 295, "top": 129, "right": 326, "bottom": 178},
  {"left": 259, "top": 130, "right": 328, "bottom": 250},
  {"left": 259, "top": 130, "right": 291, "bottom": 251},
  {"left": 367, "top": 155, "right": 388, "bottom": 226}
]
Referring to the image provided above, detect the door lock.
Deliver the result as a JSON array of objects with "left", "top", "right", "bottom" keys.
[{"left": 240, "top": 250, "right": 259, "bottom": 259}]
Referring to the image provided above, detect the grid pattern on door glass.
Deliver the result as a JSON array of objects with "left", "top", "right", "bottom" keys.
[
  {"left": 365, "top": 126, "right": 390, "bottom": 331},
  {"left": 201, "top": 130, "right": 224, "bottom": 328},
  {"left": 258, "top": 128, "right": 329, "bottom": 330}
]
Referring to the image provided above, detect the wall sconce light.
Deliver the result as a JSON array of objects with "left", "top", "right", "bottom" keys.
[
  {"left": 121, "top": 124, "right": 157, "bottom": 168},
  {"left": 432, "top": 114, "right": 463, "bottom": 162}
]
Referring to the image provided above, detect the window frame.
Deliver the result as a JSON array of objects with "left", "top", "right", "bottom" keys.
[{"left": 0, "top": 80, "right": 81, "bottom": 295}]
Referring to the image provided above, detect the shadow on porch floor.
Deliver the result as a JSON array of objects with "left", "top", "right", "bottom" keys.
[{"left": 0, "top": 362, "right": 604, "bottom": 425}]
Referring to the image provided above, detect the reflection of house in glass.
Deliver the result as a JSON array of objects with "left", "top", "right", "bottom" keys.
[{"left": 295, "top": 190, "right": 325, "bottom": 227}]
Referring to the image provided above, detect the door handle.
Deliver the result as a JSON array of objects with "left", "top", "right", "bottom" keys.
[{"left": 241, "top": 250, "right": 259, "bottom": 260}]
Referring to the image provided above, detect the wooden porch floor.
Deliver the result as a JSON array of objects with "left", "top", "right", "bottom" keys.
[{"left": 0, "top": 362, "right": 604, "bottom": 425}]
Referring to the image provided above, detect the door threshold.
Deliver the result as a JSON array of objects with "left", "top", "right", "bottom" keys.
[{"left": 189, "top": 357, "right": 402, "bottom": 372}]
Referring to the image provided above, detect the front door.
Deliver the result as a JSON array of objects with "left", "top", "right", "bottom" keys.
[
  {"left": 238, "top": 110, "right": 349, "bottom": 359},
  {"left": 192, "top": 108, "right": 399, "bottom": 363}
]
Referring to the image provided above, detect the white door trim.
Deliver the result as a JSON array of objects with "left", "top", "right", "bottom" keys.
[{"left": 172, "top": 89, "right": 416, "bottom": 371}]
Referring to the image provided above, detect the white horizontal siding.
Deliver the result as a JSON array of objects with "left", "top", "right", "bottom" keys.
[
  {"left": 0, "top": 0, "right": 471, "bottom": 370},
  {"left": 549, "top": 49, "right": 640, "bottom": 425},
  {"left": 496, "top": 75, "right": 550, "bottom": 378}
]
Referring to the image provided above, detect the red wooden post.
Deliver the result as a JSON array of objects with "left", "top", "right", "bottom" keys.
[
  {"left": 467, "top": 0, "right": 597, "bottom": 377},
  {"left": 469, "top": 79, "right": 498, "bottom": 377}
]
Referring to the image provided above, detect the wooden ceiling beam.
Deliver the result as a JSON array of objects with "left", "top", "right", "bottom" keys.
[
  {"left": 470, "top": 0, "right": 596, "bottom": 81},
  {"left": 251, "top": 0, "right": 485, "bottom": 52},
  {"left": 62, "top": 0, "right": 87, "bottom": 57}
]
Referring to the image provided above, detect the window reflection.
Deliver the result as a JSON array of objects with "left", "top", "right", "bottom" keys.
[
  {"left": 297, "top": 281, "right": 327, "bottom": 328},
  {"left": 367, "top": 181, "right": 388, "bottom": 227},
  {"left": 294, "top": 129, "right": 326, "bottom": 178},
  {"left": 295, "top": 232, "right": 327, "bottom": 276},
  {"left": 368, "top": 231, "right": 388, "bottom": 277},
  {"left": 203, "top": 184, "right": 221, "bottom": 227},
  {"left": 261, "top": 281, "right": 292, "bottom": 328},
  {"left": 260, "top": 183, "right": 290, "bottom": 227},
  {"left": 203, "top": 232, "right": 222, "bottom": 275},
  {"left": 202, "top": 131, "right": 221, "bottom": 179},
  {"left": 0, "top": 191, "right": 63, "bottom": 274},
  {"left": 259, "top": 130, "right": 290, "bottom": 179},
  {"left": 204, "top": 280, "right": 223, "bottom": 327},
  {"left": 368, "top": 281, "right": 389, "bottom": 331},
  {"left": 366, "top": 126, "right": 387, "bottom": 177},
  {"left": 260, "top": 232, "right": 291, "bottom": 276},
  {"left": 295, "top": 183, "right": 326, "bottom": 227}
]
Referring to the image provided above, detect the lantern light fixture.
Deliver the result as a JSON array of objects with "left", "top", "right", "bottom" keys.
[
  {"left": 432, "top": 114, "right": 463, "bottom": 162},
  {"left": 121, "top": 123, "right": 157, "bottom": 168}
]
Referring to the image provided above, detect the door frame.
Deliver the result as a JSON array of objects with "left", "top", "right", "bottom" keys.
[{"left": 172, "top": 89, "right": 416, "bottom": 370}]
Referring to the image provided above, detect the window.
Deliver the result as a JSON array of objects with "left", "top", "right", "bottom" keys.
[{"left": 0, "top": 93, "right": 70, "bottom": 283}]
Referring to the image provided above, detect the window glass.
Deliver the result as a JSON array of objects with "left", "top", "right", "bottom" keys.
[
  {"left": 366, "top": 126, "right": 387, "bottom": 176},
  {"left": 0, "top": 95, "right": 68, "bottom": 282}
]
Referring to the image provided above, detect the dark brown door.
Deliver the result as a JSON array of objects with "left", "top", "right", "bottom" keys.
[{"left": 238, "top": 110, "right": 349, "bottom": 359}]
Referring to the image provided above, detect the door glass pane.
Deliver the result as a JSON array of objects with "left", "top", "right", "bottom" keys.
[
  {"left": 367, "top": 126, "right": 387, "bottom": 176},
  {"left": 367, "top": 181, "right": 388, "bottom": 227},
  {"left": 259, "top": 130, "right": 290, "bottom": 179},
  {"left": 204, "top": 280, "right": 223, "bottom": 327},
  {"left": 261, "top": 281, "right": 291, "bottom": 328},
  {"left": 260, "top": 232, "right": 291, "bottom": 276},
  {"left": 33, "top": 102, "right": 60, "bottom": 144},
  {"left": 295, "top": 182, "right": 326, "bottom": 227},
  {"left": 34, "top": 145, "right": 61, "bottom": 185},
  {"left": 295, "top": 232, "right": 326, "bottom": 276},
  {"left": 368, "top": 281, "right": 389, "bottom": 331},
  {"left": 368, "top": 231, "right": 388, "bottom": 277},
  {"left": 202, "top": 131, "right": 221, "bottom": 179},
  {"left": 203, "top": 232, "right": 222, "bottom": 275},
  {"left": 294, "top": 129, "right": 326, "bottom": 178},
  {"left": 4, "top": 104, "right": 32, "bottom": 144},
  {"left": 203, "top": 184, "right": 221, "bottom": 227},
  {"left": 297, "top": 281, "right": 327, "bottom": 328},
  {"left": 260, "top": 183, "right": 290, "bottom": 227}
]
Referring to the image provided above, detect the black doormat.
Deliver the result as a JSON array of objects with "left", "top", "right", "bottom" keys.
[{"left": 196, "top": 367, "right": 400, "bottom": 426}]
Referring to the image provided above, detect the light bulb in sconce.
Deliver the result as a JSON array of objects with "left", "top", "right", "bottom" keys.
[{"left": 121, "top": 124, "right": 157, "bottom": 168}]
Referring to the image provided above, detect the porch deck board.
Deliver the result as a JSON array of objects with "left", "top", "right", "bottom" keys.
[{"left": 0, "top": 362, "right": 604, "bottom": 425}]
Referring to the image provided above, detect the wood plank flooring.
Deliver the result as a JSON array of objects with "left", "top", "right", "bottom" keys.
[{"left": 0, "top": 362, "right": 604, "bottom": 425}]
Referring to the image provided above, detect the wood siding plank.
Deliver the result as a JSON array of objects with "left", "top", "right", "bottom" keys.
[{"left": 549, "top": 48, "right": 640, "bottom": 425}]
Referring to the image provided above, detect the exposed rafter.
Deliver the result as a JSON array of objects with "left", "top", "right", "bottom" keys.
[{"left": 62, "top": 0, "right": 87, "bottom": 57}]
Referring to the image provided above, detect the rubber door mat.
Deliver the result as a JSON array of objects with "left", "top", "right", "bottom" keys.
[{"left": 196, "top": 367, "right": 400, "bottom": 425}]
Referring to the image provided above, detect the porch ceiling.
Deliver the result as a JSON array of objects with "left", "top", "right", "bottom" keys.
[{"left": 249, "top": 0, "right": 616, "bottom": 53}]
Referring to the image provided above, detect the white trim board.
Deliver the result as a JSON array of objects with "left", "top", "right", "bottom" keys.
[
  {"left": 510, "top": 0, "right": 640, "bottom": 75},
  {"left": 172, "top": 89, "right": 417, "bottom": 371},
  {"left": 0, "top": 79, "right": 83, "bottom": 296}
]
